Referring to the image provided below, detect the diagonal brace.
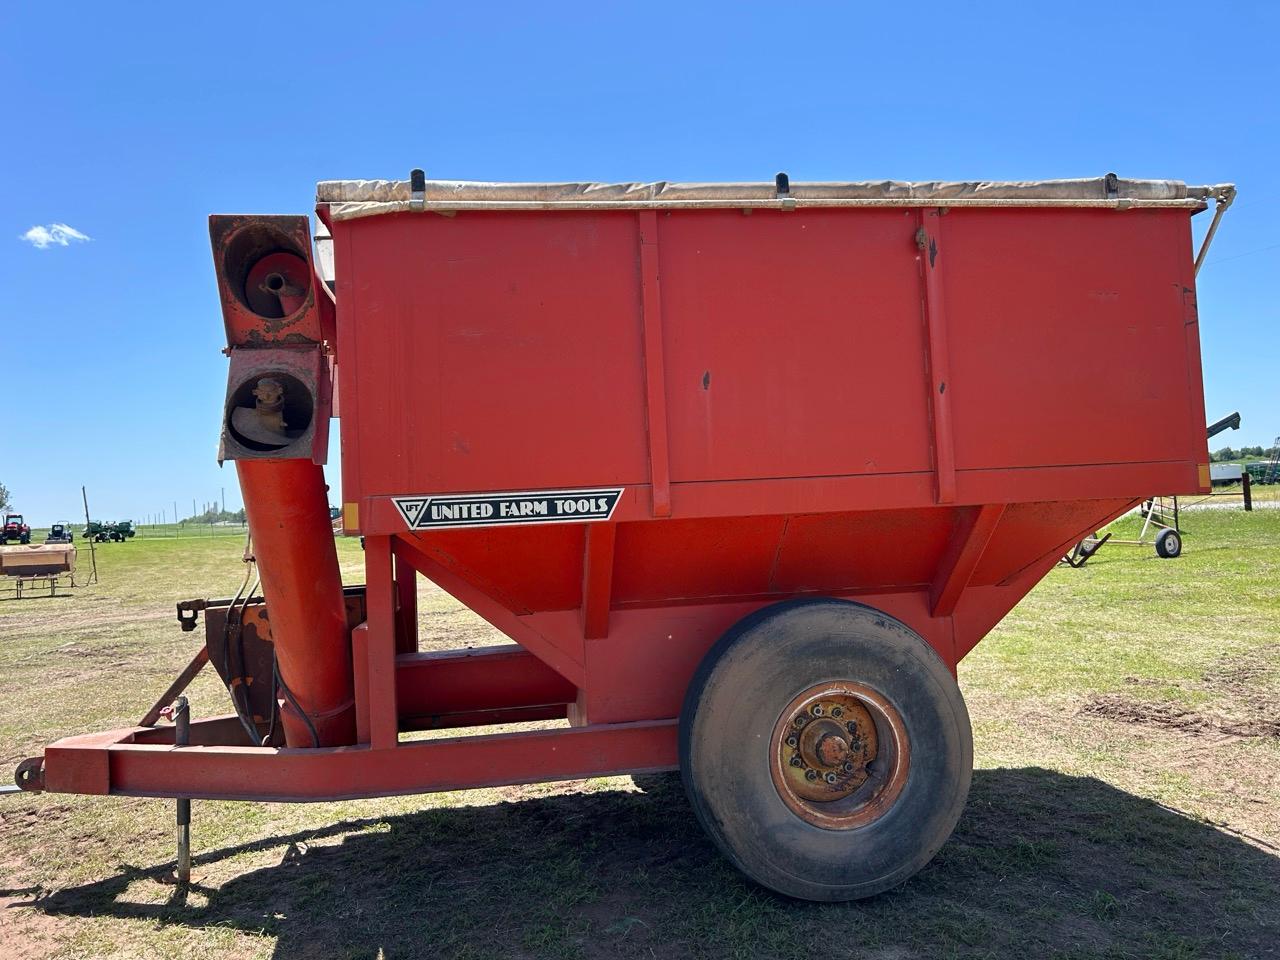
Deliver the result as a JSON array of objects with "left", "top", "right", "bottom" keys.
[{"left": 930, "top": 504, "right": 1006, "bottom": 618}]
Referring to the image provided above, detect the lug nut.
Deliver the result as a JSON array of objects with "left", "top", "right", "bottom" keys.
[
  {"left": 786, "top": 735, "right": 798, "bottom": 747},
  {"left": 811, "top": 704, "right": 824, "bottom": 717},
  {"left": 790, "top": 755, "right": 803, "bottom": 768},
  {"left": 843, "top": 761, "right": 854, "bottom": 773},
  {"left": 831, "top": 706, "right": 843, "bottom": 718},
  {"left": 824, "top": 772, "right": 838, "bottom": 784},
  {"left": 846, "top": 722, "right": 857, "bottom": 734},
  {"left": 794, "top": 716, "right": 807, "bottom": 728},
  {"left": 805, "top": 769, "right": 818, "bottom": 782}
]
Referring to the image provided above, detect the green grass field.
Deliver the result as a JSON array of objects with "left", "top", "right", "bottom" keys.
[{"left": 1, "top": 510, "right": 1277, "bottom": 959}]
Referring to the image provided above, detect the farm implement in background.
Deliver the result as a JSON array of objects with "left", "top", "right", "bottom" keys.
[
  {"left": 1065, "top": 411, "right": 1241, "bottom": 566},
  {"left": 10, "top": 172, "right": 1233, "bottom": 901},
  {"left": 83, "top": 520, "right": 135, "bottom": 543},
  {"left": 2, "top": 514, "right": 31, "bottom": 545},
  {"left": 1257, "top": 438, "right": 1280, "bottom": 485},
  {"left": 0, "top": 542, "right": 76, "bottom": 599},
  {"left": 45, "top": 523, "right": 74, "bottom": 544}
]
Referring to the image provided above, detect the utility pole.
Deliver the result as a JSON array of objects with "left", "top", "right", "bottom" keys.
[
  {"left": 81, "top": 486, "right": 99, "bottom": 585},
  {"left": 221, "top": 487, "right": 226, "bottom": 514}
]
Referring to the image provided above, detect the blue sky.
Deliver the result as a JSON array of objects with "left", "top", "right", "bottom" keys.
[{"left": 1, "top": 1, "right": 1276, "bottom": 524}]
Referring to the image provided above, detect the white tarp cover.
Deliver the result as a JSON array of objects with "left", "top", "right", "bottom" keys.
[{"left": 316, "top": 176, "right": 1232, "bottom": 221}]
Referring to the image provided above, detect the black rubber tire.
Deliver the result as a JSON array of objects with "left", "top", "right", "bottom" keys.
[
  {"left": 679, "top": 598, "right": 972, "bottom": 901},
  {"left": 1155, "top": 528, "right": 1182, "bottom": 559}
]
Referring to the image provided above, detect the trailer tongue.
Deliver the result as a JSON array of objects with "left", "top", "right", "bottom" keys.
[{"left": 13, "top": 174, "right": 1231, "bottom": 900}]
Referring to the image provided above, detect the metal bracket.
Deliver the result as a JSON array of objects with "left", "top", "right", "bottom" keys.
[
  {"left": 1194, "top": 184, "right": 1237, "bottom": 276},
  {"left": 9, "top": 757, "right": 44, "bottom": 794},
  {"left": 1063, "top": 532, "right": 1112, "bottom": 568},
  {"left": 409, "top": 168, "right": 426, "bottom": 212},
  {"left": 776, "top": 172, "right": 796, "bottom": 211},
  {"left": 176, "top": 600, "right": 204, "bottom": 632}
]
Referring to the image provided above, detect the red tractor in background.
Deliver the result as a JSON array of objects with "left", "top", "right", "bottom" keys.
[{"left": 1, "top": 514, "right": 31, "bottom": 544}]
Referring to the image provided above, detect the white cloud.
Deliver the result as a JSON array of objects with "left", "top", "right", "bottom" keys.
[{"left": 20, "top": 223, "right": 92, "bottom": 249}]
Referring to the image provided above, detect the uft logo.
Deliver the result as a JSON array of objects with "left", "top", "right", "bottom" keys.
[{"left": 393, "top": 488, "right": 624, "bottom": 531}]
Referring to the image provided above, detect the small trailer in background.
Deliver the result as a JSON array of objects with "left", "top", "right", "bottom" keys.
[
  {"left": 13, "top": 173, "right": 1232, "bottom": 900},
  {"left": 0, "top": 543, "right": 76, "bottom": 598},
  {"left": 1210, "top": 463, "right": 1244, "bottom": 485}
]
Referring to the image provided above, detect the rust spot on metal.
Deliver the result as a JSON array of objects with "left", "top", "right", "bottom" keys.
[
  {"left": 928, "top": 238, "right": 938, "bottom": 268},
  {"left": 702, "top": 370, "right": 711, "bottom": 390},
  {"left": 816, "top": 732, "right": 850, "bottom": 766}
]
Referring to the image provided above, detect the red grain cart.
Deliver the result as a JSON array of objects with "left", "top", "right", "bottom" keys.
[{"left": 12, "top": 174, "right": 1233, "bottom": 900}]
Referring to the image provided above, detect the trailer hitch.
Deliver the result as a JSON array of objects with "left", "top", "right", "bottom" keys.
[
  {"left": 176, "top": 598, "right": 206, "bottom": 632},
  {"left": 5, "top": 757, "right": 45, "bottom": 795}
]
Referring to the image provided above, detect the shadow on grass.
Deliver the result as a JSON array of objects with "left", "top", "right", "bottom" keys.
[{"left": 18, "top": 768, "right": 1280, "bottom": 960}]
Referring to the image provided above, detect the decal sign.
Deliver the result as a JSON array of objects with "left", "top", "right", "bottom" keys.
[{"left": 393, "top": 487, "right": 624, "bottom": 531}]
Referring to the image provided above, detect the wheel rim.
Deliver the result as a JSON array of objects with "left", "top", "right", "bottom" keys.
[{"left": 769, "top": 681, "right": 910, "bottom": 830}]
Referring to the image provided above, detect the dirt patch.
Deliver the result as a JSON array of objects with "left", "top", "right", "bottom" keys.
[
  {"left": 0, "top": 893, "right": 63, "bottom": 960},
  {"left": 1081, "top": 694, "right": 1280, "bottom": 739},
  {"left": 1090, "top": 648, "right": 1280, "bottom": 740},
  {"left": 0, "top": 804, "right": 74, "bottom": 829},
  {"left": 1119, "top": 675, "right": 1165, "bottom": 687},
  {"left": 1202, "top": 655, "right": 1274, "bottom": 691},
  {"left": 1083, "top": 691, "right": 1280, "bottom": 739}
]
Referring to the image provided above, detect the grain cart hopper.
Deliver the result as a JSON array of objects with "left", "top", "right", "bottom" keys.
[{"left": 12, "top": 173, "right": 1232, "bottom": 900}]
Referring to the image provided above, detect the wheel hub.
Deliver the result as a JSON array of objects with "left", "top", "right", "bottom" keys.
[
  {"left": 777, "top": 691, "right": 877, "bottom": 802},
  {"left": 769, "top": 681, "right": 910, "bottom": 829}
]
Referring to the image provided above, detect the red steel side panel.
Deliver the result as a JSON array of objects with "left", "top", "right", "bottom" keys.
[
  {"left": 654, "top": 209, "right": 933, "bottom": 483},
  {"left": 336, "top": 211, "right": 650, "bottom": 500},
  {"left": 943, "top": 208, "right": 1204, "bottom": 472},
  {"left": 338, "top": 206, "right": 1205, "bottom": 515}
]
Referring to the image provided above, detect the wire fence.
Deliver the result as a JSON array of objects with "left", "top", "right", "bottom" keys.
[{"left": 21, "top": 522, "right": 249, "bottom": 543}]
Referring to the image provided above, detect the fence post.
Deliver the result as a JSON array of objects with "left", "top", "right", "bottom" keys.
[{"left": 1243, "top": 472, "right": 1252, "bottom": 512}]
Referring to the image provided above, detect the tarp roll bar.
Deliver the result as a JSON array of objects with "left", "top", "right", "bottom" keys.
[{"left": 317, "top": 175, "right": 1235, "bottom": 221}]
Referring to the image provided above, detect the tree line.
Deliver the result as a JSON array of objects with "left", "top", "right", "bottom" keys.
[
  {"left": 182, "top": 508, "right": 247, "bottom": 525},
  {"left": 1211, "top": 446, "right": 1277, "bottom": 462}
]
